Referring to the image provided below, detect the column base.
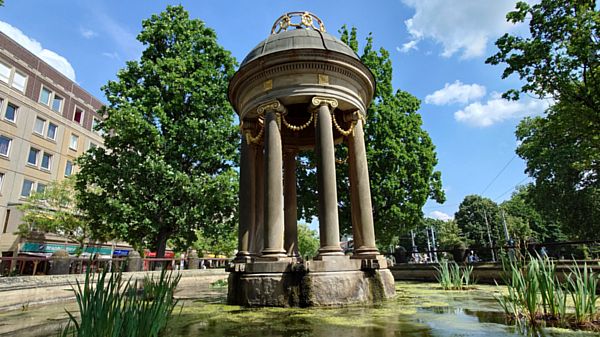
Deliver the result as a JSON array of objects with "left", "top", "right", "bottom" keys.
[
  {"left": 261, "top": 249, "right": 288, "bottom": 260},
  {"left": 315, "top": 246, "right": 344, "bottom": 259},
  {"left": 227, "top": 260, "right": 395, "bottom": 307},
  {"left": 234, "top": 252, "right": 253, "bottom": 263},
  {"left": 352, "top": 246, "right": 380, "bottom": 259}
]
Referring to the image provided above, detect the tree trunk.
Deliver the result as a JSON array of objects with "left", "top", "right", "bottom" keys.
[{"left": 155, "top": 227, "right": 170, "bottom": 258}]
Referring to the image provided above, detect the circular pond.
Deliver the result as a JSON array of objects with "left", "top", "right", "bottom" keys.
[{"left": 1, "top": 281, "right": 595, "bottom": 337}]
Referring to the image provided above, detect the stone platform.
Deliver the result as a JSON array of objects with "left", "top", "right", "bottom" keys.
[{"left": 227, "top": 256, "right": 395, "bottom": 307}]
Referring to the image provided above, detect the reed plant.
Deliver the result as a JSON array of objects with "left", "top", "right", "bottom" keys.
[
  {"left": 435, "top": 259, "right": 453, "bottom": 290},
  {"left": 496, "top": 255, "right": 598, "bottom": 327},
  {"left": 566, "top": 262, "right": 598, "bottom": 324},
  {"left": 435, "top": 259, "right": 475, "bottom": 290},
  {"left": 462, "top": 265, "right": 474, "bottom": 288},
  {"left": 60, "top": 268, "right": 181, "bottom": 337}
]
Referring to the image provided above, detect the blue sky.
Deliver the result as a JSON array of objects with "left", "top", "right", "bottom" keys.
[{"left": 0, "top": 1, "right": 548, "bottom": 221}]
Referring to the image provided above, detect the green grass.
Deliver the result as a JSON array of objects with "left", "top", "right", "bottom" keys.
[{"left": 59, "top": 268, "right": 181, "bottom": 337}]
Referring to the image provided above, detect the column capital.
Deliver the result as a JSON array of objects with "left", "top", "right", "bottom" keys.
[
  {"left": 257, "top": 99, "right": 286, "bottom": 115},
  {"left": 311, "top": 96, "right": 338, "bottom": 110}
]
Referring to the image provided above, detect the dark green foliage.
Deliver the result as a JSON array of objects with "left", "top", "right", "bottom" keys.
[
  {"left": 296, "top": 26, "right": 445, "bottom": 247},
  {"left": 488, "top": 0, "right": 600, "bottom": 240},
  {"left": 500, "top": 185, "right": 565, "bottom": 243},
  {"left": 76, "top": 5, "right": 238, "bottom": 257},
  {"left": 515, "top": 105, "right": 599, "bottom": 239},
  {"left": 424, "top": 218, "right": 465, "bottom": 251},
  {"left": 60, "top": 268, "right": 181, "bottom": 337},
  {"left": 454, "top": 195, "right": 502, "bottom": 249},
  {"left": 486, "top": 0, "right": 599, "bottom": 107}
]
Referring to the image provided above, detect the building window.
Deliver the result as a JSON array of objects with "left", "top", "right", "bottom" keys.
[
  {"left": 0, "top": 62, "right": 10, "bottom": 83},
  {"left": 4, "top": 102, "right": 17, "bottom": 122},
  {"left": 34, "top": 117, "right": 46, "bottom": 135},
  {"left": 41, "top": 152, "right": 52, "bottom": 170},
  {"left": 36, "top": 183, "right": 46, "bottom": 193},
  {"left": 69, "top": 134, "right": 79, "bottom": 150},
  {"left": 47, "top": 122, "right": 57, "bottom": 140},
  {"left": 74, "top": 107, "right": 84, "bottom": 124},
  {"left": 51, "top": 94, "right": 63, "bottom": 113},
  {"left": 0, "top": 172, "right": 4, "bottom": 193},
  {"left": 21, "top": 179, "right": 34, "bottom": 197},
  {"left": 88, "top": 142, "right": 97, "bottom": 150},
  {"left": 40, "top": 86, "right": 52, "bottom": 105},
  {"left": 12, "top": 71, "right": 27, "bottom": 92},
  {"left": 65, "top": 160, "right": 73, "bottom": 177},
  {"left": 27, "top": 147, "right": 40, "bottom": 165},
  {"left": 0, "top": 135, "right": 11, "bottom": 157}
]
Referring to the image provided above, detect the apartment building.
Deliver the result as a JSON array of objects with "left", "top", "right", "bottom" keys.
[{"left": 0, "top": 31, "right": 104, "bottom": 253}]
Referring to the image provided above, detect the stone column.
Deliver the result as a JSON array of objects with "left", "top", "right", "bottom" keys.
[
  {"left": 259, "top": 100, "right": 286, "bottom": 258},
  {"left": 348, "top": 137, "right": 364, "bottom": 251},
  {"left": 235, "top": 132, "right": 256, "bottom": 262},
  {"left": 250, "top": 147, "right": 265, "bottom": 256},
  {"left": 348, "top": 114, "right": 379, "bottom": 257},
  {"left": 312, "top": 97, "right": 343, "bottom": 257},
  {"left": 283, "top": 149, "right": 299, "bottom": 257}
]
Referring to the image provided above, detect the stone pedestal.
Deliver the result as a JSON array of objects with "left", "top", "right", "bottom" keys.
[
  {"left": 126, "top": 250, "right": 143, "bottom": 272},
  {"left": 227, "top": 258, "right": 394, "bottom": 307},
  {"left": 188, "top": 250, "right": 200, "bottom": 270},
  {"left": 48, "top": 250, "right": 70, "bottom": 275}
]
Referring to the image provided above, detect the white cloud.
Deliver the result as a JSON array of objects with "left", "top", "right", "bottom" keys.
[
  {"left": 425, "top": 80, "right": 486, "bottom": 105},
  {"left": 80, "top": 27, "right": 97, "bottom": 39},
  {"left": 428, "top": 211, "right": 453, "bottom": 221},
  {"left": 0, "top": 21, "right": 76, "bottom": 81},
  {"left": 454, "top": 93, "right": 551, "bottom": 127},
  {"left": 102, "top": 52, "right": 120, "bottom": 60},
  {"left": 397, "top": 40, "right": 418, "bottom": 53},
  {"left": 401, "top": 0, "right": 523, "bottom": 59}
]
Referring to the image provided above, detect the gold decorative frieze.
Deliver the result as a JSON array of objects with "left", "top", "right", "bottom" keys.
[
  {"left": 318, "top": 74, "right": 329, "bottom": 85},
  {"left": 263, "top": 79, "right": 273, "bottom": 91}
]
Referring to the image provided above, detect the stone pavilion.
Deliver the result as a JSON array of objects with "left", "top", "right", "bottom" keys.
[{"left": 227, "top": 12, "right": 395, "bottom": 306}]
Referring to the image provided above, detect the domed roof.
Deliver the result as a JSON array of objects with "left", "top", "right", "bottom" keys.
[{"left": 240, "top": 28, "right": 359, "bottom": 67}]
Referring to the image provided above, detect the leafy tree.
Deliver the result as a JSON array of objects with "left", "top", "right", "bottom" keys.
[
  {"left": 487, "top": 0, "right": 599, "bottom": 239},
  {"left": 500, "top": 185, "right": 565, "bottom": 243},
  {"left": 76, "top": 5, "right": 238, "bottom": 257},
  {"left": 454, "top": 195, "right": 503, "bottom": 250},
  {"left": 297, "top": 27, "right": 445, "bottom": 247},
  {"left": 428, "top": 218, "right": 465, "bottom": 251},
  {"left": 18, "top": 177, "right": 92, "bottom": 251},
  {"left": 192, "top": 226, "right": 237, "bottom": 258},
  {"left": 407, "top": 218, "right": 464, "bottom": 253},
  {"left": 297, "top": 223, "right": 320, "bottom": 260}
]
